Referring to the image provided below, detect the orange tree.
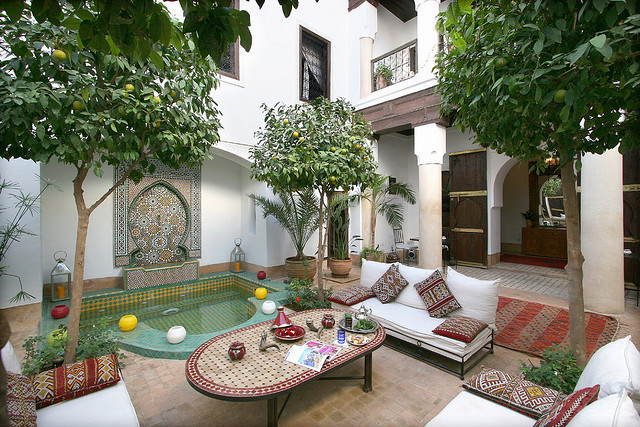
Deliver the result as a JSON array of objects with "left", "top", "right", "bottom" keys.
[
  {"left": 0, "top": 13, "right": 220, "bottom": 364},
  {"left": 251, "top": 97, "right": 377, "bottom": 299},
  {"left": 437, "top": 0, "right": 639, "bottom": 365}
]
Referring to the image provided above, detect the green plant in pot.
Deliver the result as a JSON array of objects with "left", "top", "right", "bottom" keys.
[
  {"left": 521, "top": 209, "right": 537, "bottom": 227},
  {"left": 360, "top": 246, "right": 385, "bottom": 263},
  {"left": 327, "top": 195, "right": 362, "bottom": 277},
  {"left": 250, "top": 188, "right": 320, "bottom": 280},
  {"left": 375, "top": 64, "right": 393, "bottom": 88}
]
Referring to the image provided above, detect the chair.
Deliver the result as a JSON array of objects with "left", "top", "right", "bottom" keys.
[{"left": 393, "top": 228, "right": 418, "bottom": 264}]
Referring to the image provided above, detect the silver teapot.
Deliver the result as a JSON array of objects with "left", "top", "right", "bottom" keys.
[{"left": 355, "top": 305, "right": 372, "bottom": 322}]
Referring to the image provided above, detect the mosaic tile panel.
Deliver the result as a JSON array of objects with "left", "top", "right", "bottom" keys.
[
  {"left": 123, "top": 260, "right": 199, "bottom": 290},
  {"left": 114, "top": 159, "right": 201, "bottom": 267}
]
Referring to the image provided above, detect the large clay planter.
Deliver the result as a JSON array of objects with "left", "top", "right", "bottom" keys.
[
  {"left": 284, "top": 256, "right": 317, "bottom": 280},
  {"left": 328, "top": 258, "right": 352, "bottom": 277}
]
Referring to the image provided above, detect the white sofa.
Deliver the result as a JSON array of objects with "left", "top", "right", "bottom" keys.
[
  {"left": 331, "top": 260, "right": 500, "bottom": 379},
  {"left": 426, "top": 335, "right": 640, "bottom": 426},
  {"left": 2, "top": 341, "right": 139, "bottom": 427}
]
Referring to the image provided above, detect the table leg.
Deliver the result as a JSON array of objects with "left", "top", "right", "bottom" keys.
[
  {"left": 267, "top": 397, "right": 278, "bottom": 427},
  {"left": 363, "top": 353, "right": 373, "bottom": 392}
]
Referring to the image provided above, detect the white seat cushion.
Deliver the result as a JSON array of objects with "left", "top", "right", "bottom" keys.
[
  {"left": 566, "top": 390, "right": 640, "bottom": 427},
  {"left": 445, "top": 268, "right": 500, "bottom": 327},
  {"left": 574, "top": 335, "right": 640, "bottom": 412},
  {"left": 1, "top": 342, "right": 22, "bottom": 374},
  {"left": 425, "top": 391, "right": 535, "bottom": 427}
]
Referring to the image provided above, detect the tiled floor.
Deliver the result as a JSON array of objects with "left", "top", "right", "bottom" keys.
[{"left": 6, "top": 262, "right": 640, "bottom": 427}]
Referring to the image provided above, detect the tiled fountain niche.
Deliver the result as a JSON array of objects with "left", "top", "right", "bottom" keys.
[{"left": 123, "top": 259, "right": 200, "bottom": 290}]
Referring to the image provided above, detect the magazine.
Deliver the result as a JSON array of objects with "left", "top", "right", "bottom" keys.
[{"left": 284, "top": 341, "right": 341, "bottom": 372}]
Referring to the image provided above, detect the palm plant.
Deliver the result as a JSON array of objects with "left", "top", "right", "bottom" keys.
[
  {"left": 250, "top": 188, "right": 320, "bottom": 260},
  {"left": 356, "top": 174, "right": 416, "bottom": 249}
]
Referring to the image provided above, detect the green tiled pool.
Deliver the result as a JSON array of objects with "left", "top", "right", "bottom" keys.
[{"left": 41, "top": 272, "right": 287, "bottom": 359}]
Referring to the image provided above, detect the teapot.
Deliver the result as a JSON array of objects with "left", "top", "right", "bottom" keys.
[{"left": 355, "top": 305, "right": 372, "bottom": 322}]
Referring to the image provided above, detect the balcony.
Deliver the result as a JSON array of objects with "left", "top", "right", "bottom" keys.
[{"left": 372, "top": 40, "right": 417, "bottom": 92}]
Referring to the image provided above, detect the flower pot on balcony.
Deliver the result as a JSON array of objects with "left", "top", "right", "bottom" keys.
[
  {"left": 329, "top": 257, "right": 352, "bottom": 277},
  {"left": 376, "top": 74, "right": 388, "bottom": 90}
]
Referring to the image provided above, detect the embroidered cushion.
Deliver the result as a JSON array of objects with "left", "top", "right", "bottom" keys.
[
  {"left": 370, "top": 264, "right": 408, "bottom": 303},
  {"left": 432, "top": 315, "right": 488, "bottom": 343},
  {"left": 463, "top": 368, "right": 566, "bottom": 418},
  {"left": 31, "top": 354, "right": 120, "bottom": 408},
  {"left": 414, "top": 269, "right": 461, "bottom": 317},
  {"left": 395, "top": 264, "right": 437, "bottom": 310},
  {"left": 360, "top": 259, "right": 399, "bottom": 288},
  {"left": 7, "top": 371, "right": 37, "bottom": 427},
  {"left": 327, "top": 285, "right": 376, "bottom": 306},
  {"left": 533, "top": 385, "right": 600, "bottom": 427}
]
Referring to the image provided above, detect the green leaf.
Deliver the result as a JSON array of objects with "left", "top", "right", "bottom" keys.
[
  {"left": 458, "top": 0, "right": 472, "bottom": 14},
  {"left": 566, "top": 43, "right": 589, "bottom": 65},
  {"left": 533, "top": 39, "right": 544, "bottom": 55},
  {"left": 589, "top": 34, "right": 606, "bottom": 49},
  {"left": 2, "top": 0, "right": 25, "bottom": 21},
  {"left": 149, "top": 50, "right": 164, "bottom": 70}
]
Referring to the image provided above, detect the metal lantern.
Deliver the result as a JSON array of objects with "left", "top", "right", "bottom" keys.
[
  {"left": 50, "top": 251, "right": 71, "bottom": 302},
  {"left": 230, "top": 238, "right": 245, "bottom": 273}
]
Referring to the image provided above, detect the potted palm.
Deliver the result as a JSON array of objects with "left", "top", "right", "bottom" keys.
[
  {"left": 250, "top": 188, "right": 319, "bottom": 280},
  {"left": 327, "top": 197, "right": 361, "bottom": 277},
  {"left": 521, "top": 209, "right": 537, "bottom": 228}
]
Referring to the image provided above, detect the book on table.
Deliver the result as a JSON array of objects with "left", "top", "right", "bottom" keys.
[{"left": 284, "top": 341, "right": 341, "bottom": 372}]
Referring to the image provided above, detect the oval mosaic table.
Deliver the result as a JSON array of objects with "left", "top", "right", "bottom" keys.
[{"left": 185, "top": 308, "right": 385, "bottom": 426}]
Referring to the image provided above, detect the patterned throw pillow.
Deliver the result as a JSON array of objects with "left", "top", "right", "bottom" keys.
[
  {"left": 31, "top": 354, "right": 120, "bottom": 408},
  {"left": 414, "top": 269, "right": 461, "bottom": 317},
  {"left": 432, "top": 315, "right": 488, "bottom": 343},
  {"left": 463, "top": 368, "right": 566, "bottom": 418},
  {"left": 7, "top": 371, "right": 37, "bottom": 427},
  {"left": 327, "top": 285, "right": 376, "bottom": 306},
  {"left": 370, "top": 264, "right": 409, "bottom": 303},
  {"left": 533, "top": 385, "right": 600, "bottom": 427}
]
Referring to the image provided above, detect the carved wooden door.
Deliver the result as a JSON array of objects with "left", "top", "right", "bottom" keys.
[{"left": 449, "top": 149, "right": 488, "bottom": 267}]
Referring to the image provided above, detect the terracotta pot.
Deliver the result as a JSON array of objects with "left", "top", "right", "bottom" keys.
[
  {"left": 284, "top": 256, "right": 317, "bottom": 280},
  {"left": 526, "top": 220, "right": 534, "bottom": 228},
  {"left": 51, "top": 304, "right": 69, "bottom": 319},
  {"left": 365, "top": 253, "right": 385, "bottom": 262},
  {"left": 328, "top": 257, "right": 352, "bottom": 277}
]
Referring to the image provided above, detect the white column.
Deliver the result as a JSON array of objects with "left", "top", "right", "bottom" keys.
[
  {"left": 414, "top": 123, "right": 446, "bottom": 269},
  {"left": 351, "top": 1, "right": 377, "bottom": 98},
  {"left": 360, "top": 37, "right": 374, "bottom": 98},
  {"left": 362, "top": 140, "right": 379, "bottom": 248},
  {"left": 581, "top": 149, "right": 624, "bottom": 314},
  {"left": 414, "top": 0, "right": 440, "bottom": 81}
]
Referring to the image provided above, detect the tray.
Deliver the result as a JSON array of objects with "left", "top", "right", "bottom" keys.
[
  {"left": 274, "top": 325, "right": 306, "bottom": 341},
  {"left": 337, "top": 318, "right": 379, "bottom": 334}
]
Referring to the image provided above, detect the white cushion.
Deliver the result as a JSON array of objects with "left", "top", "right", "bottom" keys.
[
  {"left": 445, "top": 268, "right": 500, "bottom": 326},
  {"left": 36, "top": 378, "right": 139, "bottom": 427},
  {"left": 395, "top": 264, "right": 436, "bottom": 310},
  {"left": 360, "top": 259, "right": 398, "bottom": 288},
  {"left": 566, "top": 390, "right": 640, "bottom": 427},
  {"left": 425, "top": 390, "right": 535, "bottom": 427},
  {"left": 575, "top": 335, "right": 640, "bottom": 412},
  {"left": 1, "top": 342, "right": 22, "bottom": 374}
]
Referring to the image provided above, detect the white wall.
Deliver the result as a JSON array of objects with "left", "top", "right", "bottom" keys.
[
  {"left": 0, "top": 159, "right": 43, "bottom": 308},
  {"left": 373, "top": 6, "right": 416, "bottom": 58},
  {"left": 500, "top": 162, "right": 529, "bottom": 245}
]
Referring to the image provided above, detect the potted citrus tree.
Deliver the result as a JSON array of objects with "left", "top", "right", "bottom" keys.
[{"left": 250, "top": 189, "right": 319, "bottom": 280}]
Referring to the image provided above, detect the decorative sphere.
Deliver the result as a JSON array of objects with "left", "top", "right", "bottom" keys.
[
  {"left": 167, "top": 326, "right": 187, "bottom": 344},
  {"left": 46, "top": 328, "right": 67, "bottom": 345},
  {"left": 254, "top": 287, "right": 268, "bottom": 299},
  {"left": 257, "top": 270, "right": 267, "bottom": 280},
  {"left": 262, "top": 300, "right": 277, "bottom": 315},
  {"left": 51, "top": 304, "right": 69, "bottom": 319},
  {"left": 118, "top": 314, "right": 138, "bottom": 332}
]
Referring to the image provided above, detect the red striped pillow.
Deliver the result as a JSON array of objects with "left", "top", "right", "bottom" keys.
[{"left": 31, "top": 354, "right": 120, "bottom": 408}]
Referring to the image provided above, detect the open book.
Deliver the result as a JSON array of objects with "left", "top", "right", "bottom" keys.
[{"left": 284, "top": 341, "right": 342, "bottom": 372}]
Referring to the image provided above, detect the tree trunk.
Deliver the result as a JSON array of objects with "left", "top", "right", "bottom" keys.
[
  {"left": 0, "top": 311, "right": 11, "bottom": 426},
  {"left": 370, "top": 199, "right": 377, "bottom": 249},
  {"left": 315, "top": 190, "right": 326, "bottom": 300},
  {"left": 561, "top": 162, "right": 587, "bottom": 366},
  {"left": 63, "top": 169, "right": 90, "bottom": 365}
]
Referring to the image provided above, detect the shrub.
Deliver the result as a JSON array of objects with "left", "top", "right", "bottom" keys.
[
  {"left": 285, "top": 278, "right": 333, "bottom": 310},
  {"left": 520, "top": 346, "right": 583, "bottom": 394}
]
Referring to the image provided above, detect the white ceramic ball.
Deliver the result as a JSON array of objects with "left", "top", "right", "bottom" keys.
[
  {"left": 262, "top": 300, "right": 277, "bottom": 315},
  {"left": 167, "top": 325, "right": 186, "bottom": 344}
]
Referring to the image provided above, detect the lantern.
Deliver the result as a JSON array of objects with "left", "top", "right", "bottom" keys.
[
  {"left": 230, "top": 238, "right": 245, "bottom": 273},
  {"left": 50, "top": 251, "right": 71, "bottom": 302}
]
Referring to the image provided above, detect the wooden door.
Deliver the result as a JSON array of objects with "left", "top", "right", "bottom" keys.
[
  {"left": 624, "top": 148, "right": 640, "bottom": 288},
  {"left": 449, "top": 149, "right": 488, "bottom": 267}
]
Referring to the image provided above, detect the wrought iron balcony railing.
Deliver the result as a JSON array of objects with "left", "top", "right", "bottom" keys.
[{"left": 372, "top": 40, "right": 417, "bottom": 92}]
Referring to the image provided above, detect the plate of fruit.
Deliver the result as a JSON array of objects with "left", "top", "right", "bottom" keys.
[{"left": 274, "top": 325, "right": 306, "bottom": 341}]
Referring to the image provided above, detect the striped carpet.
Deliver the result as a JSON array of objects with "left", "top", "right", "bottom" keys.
[{"left": 495, "top": 296, "right": 619, "bottom": 359}]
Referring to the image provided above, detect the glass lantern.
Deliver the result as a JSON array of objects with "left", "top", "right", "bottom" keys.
[
  {"left": 50, "top": 251, "right": 71, "bottom": 302},
  {"left": 230, "top": 238, "right": 245, "bottom": 273}
]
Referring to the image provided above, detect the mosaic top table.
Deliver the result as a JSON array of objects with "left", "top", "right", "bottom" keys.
[{"left": 185, "top": 308, "right": 385, "bottom": 426}]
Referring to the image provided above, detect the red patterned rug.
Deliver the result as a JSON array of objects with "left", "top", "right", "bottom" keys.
[
  {"left": 495, "top": 297, "right": 619, "bottom": 358},
  {"left": 500, "top": 254, "right": 567, "bottom": 269}
]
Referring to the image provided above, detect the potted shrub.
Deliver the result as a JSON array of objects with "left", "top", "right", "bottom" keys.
[
  {"left": 521, "top": 209, "right": 537, "bottom": 228},
  {"left": 327, "top": 197, "right": 361, "bottom": 277},
  {"left": 250, "top": 188, "right": 320, "bottom": 280},
  {"left": 360, "top": 246, "right": 385, "bottom": 263},
  {"left": 375, "top": 64, "right": 393, "bottom": 89}
]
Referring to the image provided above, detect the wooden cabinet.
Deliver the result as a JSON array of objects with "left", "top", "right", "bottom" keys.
[{"left": 521, "top": 227, "right": 567, "bottom": 258}]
